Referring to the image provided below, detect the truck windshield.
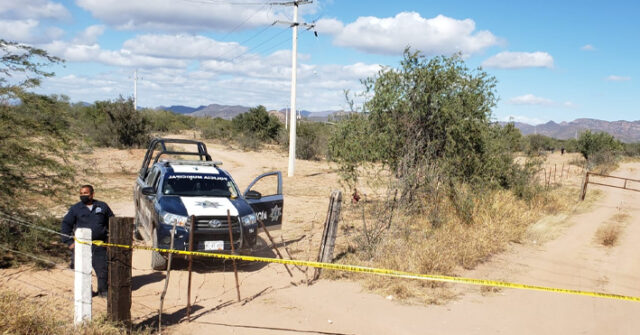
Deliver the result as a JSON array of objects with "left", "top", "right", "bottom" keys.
[{"left": 162, "top": 173, "right": 239, "bottom": 197}]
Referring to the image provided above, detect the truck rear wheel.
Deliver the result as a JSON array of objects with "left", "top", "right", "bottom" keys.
[{"left": 151, "top": 227, "right": 167, "bottom": 271}]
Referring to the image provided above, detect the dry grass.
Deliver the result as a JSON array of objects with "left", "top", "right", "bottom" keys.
[
  {"left": 0, "top": 288, "right": 151, "bottom": 335},
  {"left": 331, "top": 182, "right": 586, "bottom": 304},
  {"left": 595, "top": 211, "right": 630, "bottom": 247}
]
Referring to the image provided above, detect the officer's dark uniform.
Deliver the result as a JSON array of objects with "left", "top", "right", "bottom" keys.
[{"left": 61, "top": 199, "right": 113, "bottom": 295}]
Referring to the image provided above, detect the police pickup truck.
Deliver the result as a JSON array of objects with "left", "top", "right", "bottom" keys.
[{"left": 134, "top": 138, "right": 283, "bottom": 270}]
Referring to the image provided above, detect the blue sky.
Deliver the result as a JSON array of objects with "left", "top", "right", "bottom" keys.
[{"left": 1, "top": 0, "right": 638, "bottom": 124}]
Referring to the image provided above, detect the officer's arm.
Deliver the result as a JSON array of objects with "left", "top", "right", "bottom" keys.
[
  {"left": 105, "top": 204, "right": 114, "bottom": 218},
  {"left": 61, "top": 208, "right": 76, "bottom": 246}
]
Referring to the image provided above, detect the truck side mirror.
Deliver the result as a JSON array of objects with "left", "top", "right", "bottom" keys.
[
  {"left": 141, "top": 187, "right": 155, "bottom": 196},
  {"left": 244, "top": 190, "right": 262, "bottom": 199}
]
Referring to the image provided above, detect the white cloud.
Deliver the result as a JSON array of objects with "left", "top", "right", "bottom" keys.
[
  {"left": 501, "top": 115, "right": 546, "bottom": 125},
  {"left": 315, "top": 18, "right": 344, "bottom": 35},
  {"left": 509, "top": 94, "right": 554, "bottom": 106},
  {"left": 581, "top": 44, "right": 595, "bottom": 51},
  {"left": 43, "top": 40, "right": 187, "bottom": 68},
  {"left": 482, "top": 51, "right": 554, "bottom": 69},
  {"left": 0, "top": 0, "right": 69, "bottom": 20},
  {"left": 122, "top": 34, "right": 245, "bottom": 60},
  {"left": 508, "top": 94, "right": 576, "bottom": 110},
  {"left": 37, "top": 41, "right": 379, "bottom": 111},
  {"left": 323, "top": 12, "right": 500, "bottom": 56},
  {"left": 73, "top": 25, "right": 106, "bottom": 45},
  {"left": 76, "top": 0, "right": 286, "bottom": 32},
  {"left": 0, "top": 19, "right": 39, "bottom": 41},
  {"left": 605, "top": 75, "right": 631, "bottom": 81}
]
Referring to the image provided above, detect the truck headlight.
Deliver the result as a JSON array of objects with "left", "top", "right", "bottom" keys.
[
  {"left": 241, "top": 214, "right": 257, "bottom": 227},
  {"left": 161, "top": 211, "right": 188, "bottom": 227}
]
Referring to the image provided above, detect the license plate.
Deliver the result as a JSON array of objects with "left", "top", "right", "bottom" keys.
[{"left": 203, "top": 240, "right": 224, "bottom": 251}]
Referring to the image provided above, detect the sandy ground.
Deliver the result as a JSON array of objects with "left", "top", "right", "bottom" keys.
[{"left": 2, "top": 142, "right": 640, "bottom": 334}]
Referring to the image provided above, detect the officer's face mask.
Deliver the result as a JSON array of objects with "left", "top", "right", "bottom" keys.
[{"left": 80, "top": 195, "right": 91, "bottom": 204}]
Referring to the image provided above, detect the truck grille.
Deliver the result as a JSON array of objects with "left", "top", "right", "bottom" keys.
[{"left": 192, "top": 216, "right": 239, "bottom": 233}]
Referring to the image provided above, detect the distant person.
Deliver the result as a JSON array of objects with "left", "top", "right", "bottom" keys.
[
  {"left": 561, "top": 147, "right": 565, "bottom": 155},
  {"left": 61, "top": 184, "right": 113, "bottom": 298}
]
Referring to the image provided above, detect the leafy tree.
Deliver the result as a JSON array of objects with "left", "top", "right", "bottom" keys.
[
  {"left": 577, "top": 130, "right": 622, "bottom": 162},
  {"left": 526, "top": 134, "right": 555, "bottom": 155},
  {"left": 99, "top": 97, "right": 150, "bottom": 147},
  {"left": 330, "top": 49, "right": 530, "bottom": 201},
  {"left": 0, "top": 40, "right": 74, "bottom": 266},
  {"left": 143, "top": 108, "right": 195, "bottom": 133},
  {"left": 232, "top": 105, "right": 282, "bottom": 142},
  {"left": 74, "top": 97, "right": 150, "bottom": 148}
]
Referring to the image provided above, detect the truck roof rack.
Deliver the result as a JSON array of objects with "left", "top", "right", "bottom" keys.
[
  {"left": 139, "top": 138, "right": 212, "bottom": 179},
  {"left": 160, "top": 159, "right": 223, "bottom": 167}
]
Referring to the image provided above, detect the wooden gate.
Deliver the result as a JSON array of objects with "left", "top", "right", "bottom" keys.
[{"left": 580, "top": 172, "right": 640, "bottom": 200}]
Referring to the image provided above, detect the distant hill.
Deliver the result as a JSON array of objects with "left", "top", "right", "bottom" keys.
[
  {"left": 188, "top": 104, "right": 251, "bottom": 119},
  {"left": 156, "top": 103, "right": 353, "bottom": 123},
  {"left": 157, "top": 105, "right": 206, "bottom": 114},
  {"left": 510, "top": 118, "right": 640, "bottom": 143}
]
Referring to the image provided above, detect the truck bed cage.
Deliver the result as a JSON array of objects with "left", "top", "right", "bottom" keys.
[{"left": 139, "top": 138, "right": 212, "bottom": 179}]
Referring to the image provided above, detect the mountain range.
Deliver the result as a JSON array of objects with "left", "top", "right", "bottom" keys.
[
  {"left": 157, "top": 104, "right": 640, "bottom": 142},
  {"left": 510, "top": 119, "right": 640, "bottom": 143},
  {"left": 158, "top": 104, "right": 324, "bottom": 120}
]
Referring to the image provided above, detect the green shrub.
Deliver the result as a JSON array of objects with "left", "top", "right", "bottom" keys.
[
  {"left": 232, "top": 105, "right": 282, "bottom": 142},
  {"left": 329, "top": 49, "right": 534, "bottom": 198},
  {"left": 143, "top": 109, "right": 195, "bottom": 133},
  {"left": 236, "top": 133, "right": 262, "bottom": 151},
  {"left": 525, "top": 134, "right": 556, "bottom": 155},
  {"left": 623, "top": 142, "right": 640, "bottom": 157},
  {"left": 73, "top": 97, "right": 150, "bottom": 148},
  {"left": 195, "top": 117, "right": 233, "bottom": 140},
  {"left": 280, "top": 121, "right": 332, "bottom": 160},
  {"left": 577, "top": 130, "right": 622, "bottom": 166}
]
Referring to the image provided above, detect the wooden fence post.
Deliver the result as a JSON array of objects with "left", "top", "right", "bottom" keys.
[
  {"left": 313, "top": 190, "right": 342, "bottom": 281},
  {"left": 107, "top": 217, "right": 133, "bottom": 329},
  {"left": 74, "top": 228, "right": 92, "bottom": 326},
  {"left": 187, "top": 215, "right": 195, "bottom": 322},
  {"left": 227, "top": 210, "right": 241, "bottom": 302},
  {"left": 581, "top": 172, "right": 590, "bottom": 200}
]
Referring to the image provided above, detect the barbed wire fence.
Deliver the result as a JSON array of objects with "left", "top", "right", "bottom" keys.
[{"left": 0, "top": 210, "right": 320, "bottom": 329}]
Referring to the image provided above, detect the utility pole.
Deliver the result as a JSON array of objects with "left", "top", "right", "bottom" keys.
[
  {"left": 133, "top": 69, "right": 138, "bottom": 111},
  {"left": 274, "top": 0, "right": 314, "bottom": 177}
]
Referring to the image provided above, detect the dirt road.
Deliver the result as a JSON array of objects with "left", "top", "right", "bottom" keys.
[{"left": 2, "top": 144, "right": 640, "bottom": 334}]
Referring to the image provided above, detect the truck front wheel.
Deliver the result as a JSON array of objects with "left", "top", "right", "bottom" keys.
[{"left": 151, "top": 227, "right": 167, "bottom": 271}]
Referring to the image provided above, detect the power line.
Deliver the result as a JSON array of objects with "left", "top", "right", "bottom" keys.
[
  {"left": 259, "top": 34, "right": 292, "bottom": 55},
  {"left": 179, "top": 0, "right": 272, "bottom": 6},
  {"left": 217, "top": 3, "right": 270, "bottom": 41},
  {"left": 230, "top": 26, "right": 289, "bottom": 61},
  {"left": 238, "top": 23, "right": 274, "bottom": 45}
]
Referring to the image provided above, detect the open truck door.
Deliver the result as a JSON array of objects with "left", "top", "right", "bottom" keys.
[{"left": 244, "top": 171, "right": 283, "bottom": 229}]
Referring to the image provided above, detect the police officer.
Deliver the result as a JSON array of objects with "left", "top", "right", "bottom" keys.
[{"left": 61, "top": 184, "right": 113, "bottom": 298}]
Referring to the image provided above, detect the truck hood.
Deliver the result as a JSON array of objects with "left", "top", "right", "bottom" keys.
[{"left": 157, "top": 195, "right": 250, "bottom": 217}]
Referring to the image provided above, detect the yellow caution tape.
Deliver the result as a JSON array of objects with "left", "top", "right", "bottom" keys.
[{"left": 76, "top": 238, "right": 640, "bottom": 303}]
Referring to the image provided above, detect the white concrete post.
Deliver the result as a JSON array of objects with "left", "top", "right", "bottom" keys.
[
  {"left": 287, "top": 2, "right": 299, "bottom": 177},
  {"left": 74, "top": 228, "right": 92, "bottom": 326}
]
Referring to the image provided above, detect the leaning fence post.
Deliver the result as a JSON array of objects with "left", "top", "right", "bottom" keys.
[
  {"left": 313, "top": 190, "right": 342, "bottom": 281},
  {"left": 581, "top": 172, "right": 590, "bottom": 201},
  {"left": 74, "top": 228, "right": 92, "bottom": 326}
]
